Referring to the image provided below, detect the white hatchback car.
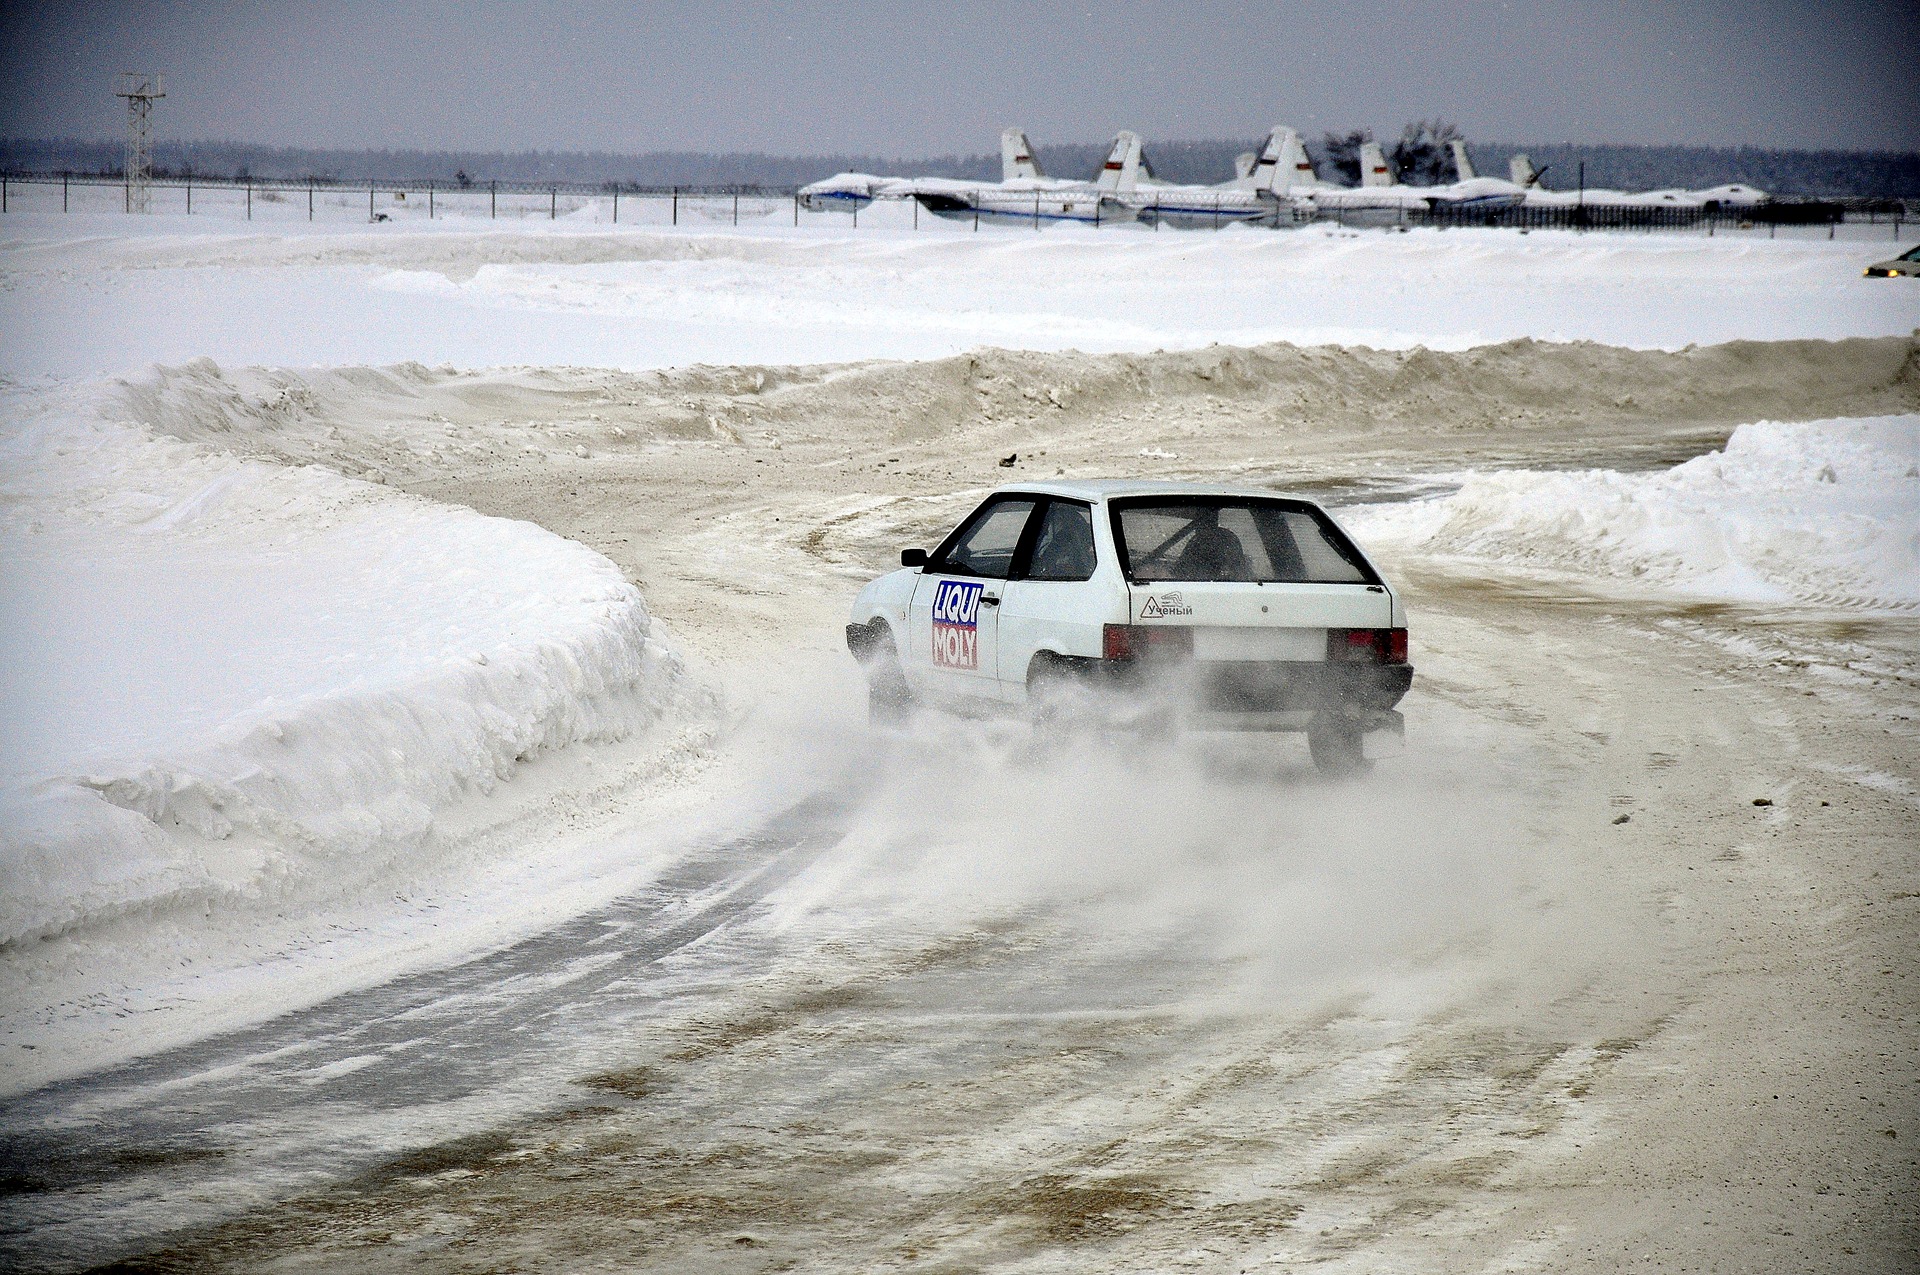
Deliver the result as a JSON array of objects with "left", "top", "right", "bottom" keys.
[{"left": 846, "top": 481, "right": 1412, "bottom": 772}]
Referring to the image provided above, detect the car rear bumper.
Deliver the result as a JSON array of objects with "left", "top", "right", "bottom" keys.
[
  {"left": 1087, "top": 657, "right": 1413, "bottom": 732},
  {"left": 1190, "top": 659, "right": 1413, "bottom": 714}
]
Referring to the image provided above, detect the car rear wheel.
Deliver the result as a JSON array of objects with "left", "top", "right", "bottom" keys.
[
  {"left": 1028, "top": 652, "right": 1105, "bottom": 744},
  {"left": 1026, "top": 653, "right": 1073, "bottom": 743},
  {"left": 1308, "top": 714, "right": 1368, "bottom": 777}
]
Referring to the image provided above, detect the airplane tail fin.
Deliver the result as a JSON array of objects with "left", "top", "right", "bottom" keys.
[
  {"left": 1095, "top": 131, "right": 1143, "bottom": 193},
  {"left": 1359, "top": 141, "right": 1394, "bottom": 187},
  {"left": 1233, "top": 152, "right": 1257, "bottom": 181},
  {"left": 1002, "top": 128, "right": 1043, "bottom": 182},
  {"left": 1508, "top": 152, "right": 1539, "bottom": 187},
  {"left": 1448, "top": 140, "right": 1476, "bottom": 181},
  {"left": 1246, "top": 126, "right": 1291, "bottom": 193},
  {"left": 1276, "top": 127, "right": 1319, "bottom": 191}
]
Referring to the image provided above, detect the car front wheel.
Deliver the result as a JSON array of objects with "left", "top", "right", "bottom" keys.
[{"left": 855, "top": 622, "right": 915, "bottom": 728}]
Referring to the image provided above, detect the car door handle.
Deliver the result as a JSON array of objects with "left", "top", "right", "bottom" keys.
[{"left": 980, "top": 594, "right": 1000, "bottom": 606}]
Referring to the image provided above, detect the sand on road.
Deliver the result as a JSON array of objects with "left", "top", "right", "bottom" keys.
[{"left": 79, "top": 337, "right": 1920, "bottom": 1272}]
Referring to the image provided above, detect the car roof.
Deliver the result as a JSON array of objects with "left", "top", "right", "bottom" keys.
[{"left": 990, "top": 477, "right": 1325, "bottom": 504}]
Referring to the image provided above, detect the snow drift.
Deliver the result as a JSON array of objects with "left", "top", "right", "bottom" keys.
[
  {"left": 1348, "top": 415, "right": 1920, "bottom": 612},
  {"left": 0, "top": 384, "right": 694, "bottom": 949}
]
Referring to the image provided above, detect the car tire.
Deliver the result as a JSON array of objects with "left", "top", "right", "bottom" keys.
[
  {"left": 1027, "top": 653, "right": 1088, "bottom": 744},
  {"left": 859, "top": 623, "right": 915, "bottom": 729},
  {"left": 1308, "top": 714, "right": 1368, "bottom": 777}
]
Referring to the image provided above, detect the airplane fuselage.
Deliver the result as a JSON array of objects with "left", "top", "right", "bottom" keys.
[{"left": 911, "top": 185, "right": 1112, "bottom": 224}]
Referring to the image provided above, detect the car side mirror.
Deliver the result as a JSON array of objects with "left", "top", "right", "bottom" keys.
[{"left": 901, "top": 548, "right": 928, "bottom": 568}]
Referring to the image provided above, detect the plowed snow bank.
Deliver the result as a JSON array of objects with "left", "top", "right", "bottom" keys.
[
  {"left": 1348, "top": 415, "right": 1920, "bottom": 611},
  {"left": 0, "top": 389, "right": 691, "bottom": 948},
  {"left": 99, "top": 336, "right": 1920, "bottom": 481}
]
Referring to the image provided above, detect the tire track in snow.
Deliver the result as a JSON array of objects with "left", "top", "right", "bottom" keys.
[{"left": 0, "top": 788, "right": 857, "bottom": 1273}]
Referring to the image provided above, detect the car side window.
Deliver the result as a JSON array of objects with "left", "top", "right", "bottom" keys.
[
  {"left": 1024, "top": 500, "right": 1097, "bottom": 581},
  {"left": 931, "top": 499, "right": 1036, "bottom": 579}
]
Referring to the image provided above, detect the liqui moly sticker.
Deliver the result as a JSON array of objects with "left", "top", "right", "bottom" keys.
[{"left": 931, "top": 579, "right": 984, "bottom": 670}]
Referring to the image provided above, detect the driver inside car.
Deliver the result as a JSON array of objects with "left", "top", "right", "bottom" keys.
[{"left": 1173, "top": 506, "right": 1250, "bottom": 581}]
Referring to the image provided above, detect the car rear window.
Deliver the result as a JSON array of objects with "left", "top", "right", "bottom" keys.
[{"left": 1111, "top": 498, "right": 1375, "bottom": 584}]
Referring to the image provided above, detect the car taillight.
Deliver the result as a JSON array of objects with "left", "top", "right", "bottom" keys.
[
  {"left": 1102, "top": 624, "right": 1193, "bottom": 661},
  {"left": 1327, "top": 628, "right": 1409, "bottom": 664}
]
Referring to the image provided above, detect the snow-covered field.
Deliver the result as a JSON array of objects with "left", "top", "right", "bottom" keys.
[
  {"left": 1, "top": 216, "right": 1916, "bottom": 1271},
  {"left": 1, "top": 209, "right": 1914, "bottom": 377}
]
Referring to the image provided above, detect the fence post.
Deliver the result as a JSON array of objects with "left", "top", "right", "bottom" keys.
[
  {"left": 428, "top": 183, "right": 433, "bottom": 219},
  {"left": 733, "top": 191, "right": 739, "bottom": 226},
  {"left": 125, "top": 174, "right": 130, "bottom": 213},
  {"left": 913, "top": 198, "right": 918, "bottom": 230},
  {"left": 793, "top": 192, "right": 798, "bottom": 226},
  {"left": 550, "top": 187, "right": 556, "bottom": 220},
  {"left": 612, "top": 188, "right": 618, "bottom": 223},
  {"left": 852, "top": 202, "right": 857, "bottom": 229},
  {"left": 973, "top": 204, "right": 979, "bottom": 232},
  {"left": 186, "top": 179, "right": 191, "bottom": 214},
  {"left": 308, "top": 180, "right": 313, "bottom": 220},
  {"left": 1034, "top": 191, "right": 1040, "bottom": 230},
  {"left": 491, "top": 181, "right": 496, "bottom": 219},
  {"left": 672, "top": 187, "right": 678, "bottom": 225},
  {"left": 246, "top": 181, "right": 251, "bottom": 220},
  {"left": 64, "top": 172, "right": 69, "bottom": 212},
  {"left": 2, "top": 176, "right": 7, "bottom": 214},
  {"left": 370, "top": 182, "right": 375, "bottom": 218}
]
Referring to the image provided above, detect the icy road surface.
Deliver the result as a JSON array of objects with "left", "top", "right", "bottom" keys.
[
  {"left": 0, "top": 209, "right": 1916, "bottom": 377},
  {"left": 0, "top": 220, "right": 1915, "bottom": 1270},
  {"left": 4, "top": 345, "right": 1917, "bottom": 1272}
]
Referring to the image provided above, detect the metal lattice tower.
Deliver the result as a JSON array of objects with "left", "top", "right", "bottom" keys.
[{"left": 114, "top": 72, "right": 165, "bottom": 213}]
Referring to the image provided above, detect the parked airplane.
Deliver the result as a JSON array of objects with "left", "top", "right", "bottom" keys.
[
  {"left": 906, "top": 130, "right": 1145, "bottom": 225},
  {"left": 1289, "top": 140, "right": 1525, "bottom": 220},
  {"left": 801, "top": 128, "right": 1141, "bottom": 222},
  {"left": 798, "top": 127, "right": 1081, "bottom": 213},
  {"left": 1505, "top": 153, "right": 1769, "bottom": 209},
  {"left": 1097, "top": 125, "right": 1307, "bottom": 228},
  {"left": 796, "top": 171, "right": 907, "bottom": 212}
]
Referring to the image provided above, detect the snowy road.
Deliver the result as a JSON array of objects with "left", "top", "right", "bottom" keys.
[
  {"left": 1, "top": 222, "right": 1915, "bottom": 1271},
  {"left": 0, "top": 790, "right": 853, "bottom": 1271},
  {"left": 7, "top": 556, "right": 1913, "bottom": 1273}
]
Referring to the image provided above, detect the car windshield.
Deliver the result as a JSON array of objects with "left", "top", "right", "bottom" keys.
[
  {"left": 1111, "top": 498, "right": 1374, "bottom": 584},
  {"left": 1902, "top": 245, "right": 1920, "bottom": 262}
]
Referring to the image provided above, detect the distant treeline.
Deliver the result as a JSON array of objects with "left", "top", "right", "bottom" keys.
[{"left": 5, "top": 136, "right": 1917, "bottom": 198}]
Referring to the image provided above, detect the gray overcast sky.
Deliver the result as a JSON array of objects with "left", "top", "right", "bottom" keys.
[{"left": 2, "top": 1, "right": 1913, "bottom": 154}]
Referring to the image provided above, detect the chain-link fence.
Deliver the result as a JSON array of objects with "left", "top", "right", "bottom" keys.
[
  {"left": 0, "top": 170, "right": 1912, "bottom": 241},
  {"left": 0, "top": 172, "right": 806, "bottom": 226}
]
